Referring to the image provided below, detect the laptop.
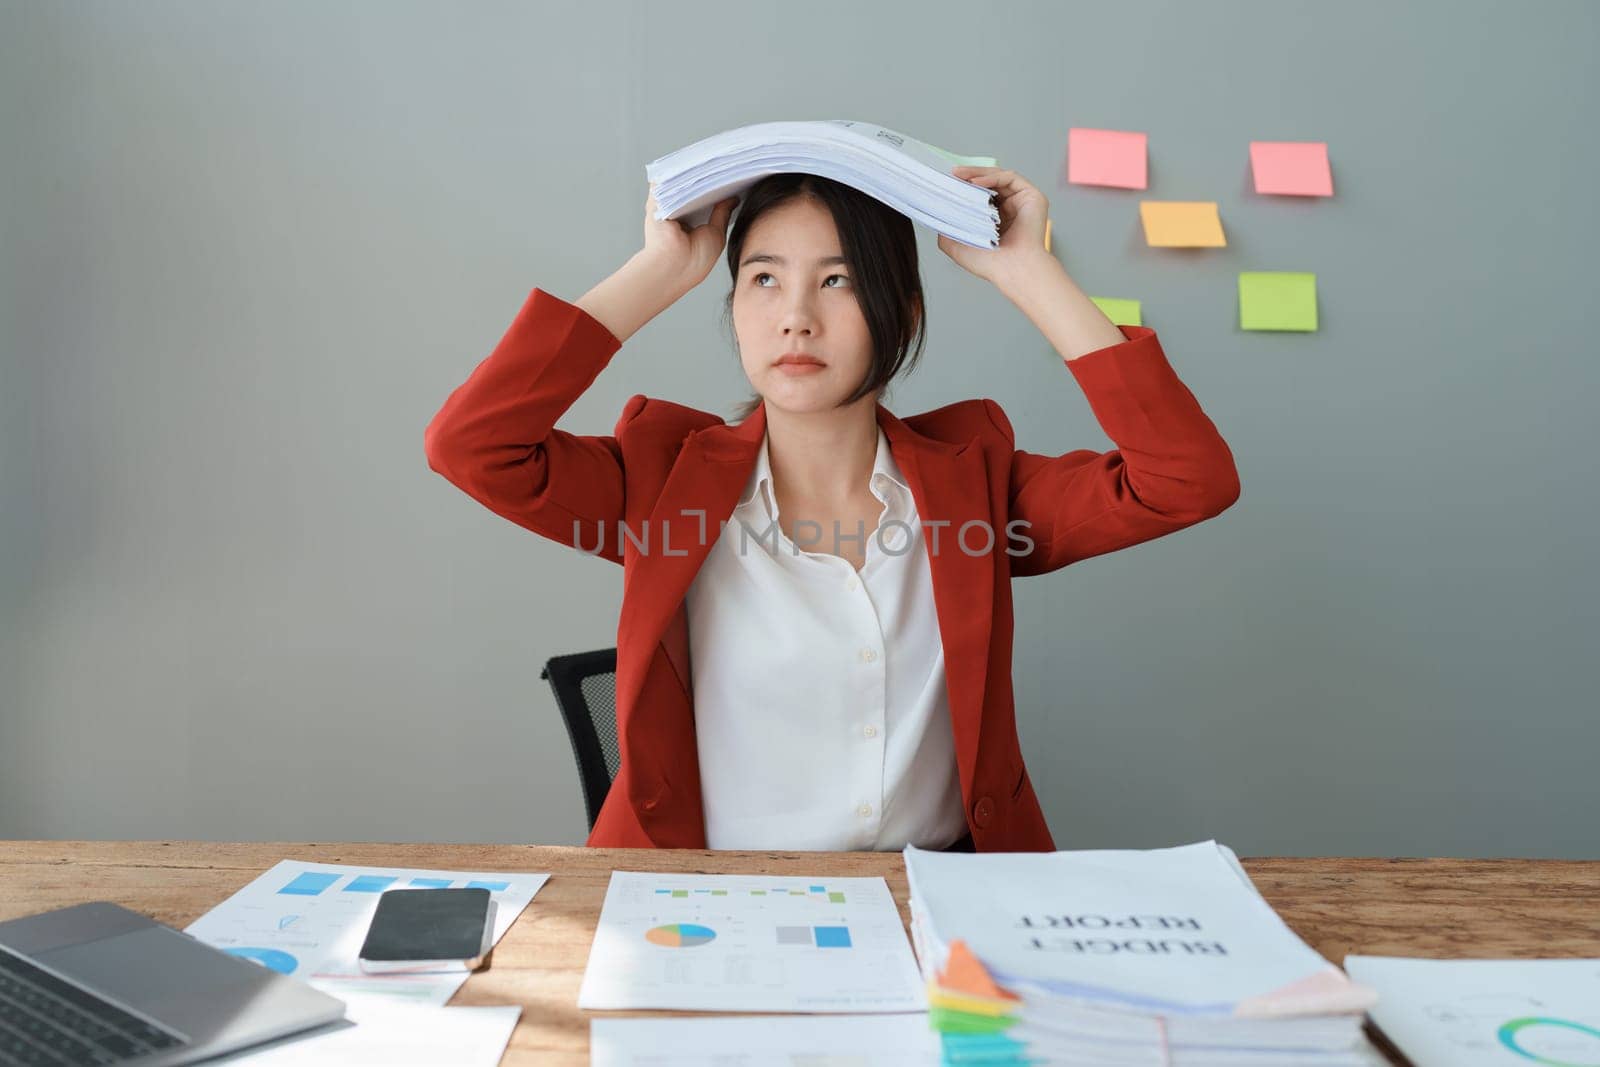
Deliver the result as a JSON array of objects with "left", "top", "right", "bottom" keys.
[{"left": 0, "top": 901, "right": 345, "bottom": 1066}]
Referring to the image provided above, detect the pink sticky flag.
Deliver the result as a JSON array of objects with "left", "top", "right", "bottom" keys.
[
  {"left": 1067, "top": 128, "right": 1148, "bottom": 190},
  {"left": 1249, "top": 141, "right": 1333, "bottom": 196}
]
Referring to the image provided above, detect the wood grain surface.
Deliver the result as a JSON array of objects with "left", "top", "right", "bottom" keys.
[{"left": 3, "top": 842, "right": 1596, "bottom": 1065}]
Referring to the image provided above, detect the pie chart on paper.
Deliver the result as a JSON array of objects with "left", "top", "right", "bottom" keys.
[{"left": 645, "top": 923, "right": 717, "bottom": 948}]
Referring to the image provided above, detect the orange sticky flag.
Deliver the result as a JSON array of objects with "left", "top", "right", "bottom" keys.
[
  {"left": 938, "top": 940, "right": 1020, "bottom": 1003},
  {"left": 1139, "top": 201, "right": 1227, "bottom": 247}
]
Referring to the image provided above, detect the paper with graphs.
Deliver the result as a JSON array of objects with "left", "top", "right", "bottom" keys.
[
  {"left": 577, "top": 870, "right": 925, "bottom": 1012},
  {"left": 186, "top": 859, "right": 548, "bottom": 1006},
  {"left": 590, "top": 1013, "right": 939, "bottom": 1066},
  {"left": 1345, "top": 957, "right": 1600, "bottom": 1067}
]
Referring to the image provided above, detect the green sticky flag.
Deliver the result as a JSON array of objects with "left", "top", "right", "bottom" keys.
[
  {"left": 1239, "top": 272, "right": 1318, "bottom": 331},
  {"left": 926, "top": 143, "right": 999, "bottom": 169},
  {"left": 1090, "top": 297, "right": 1143, "bottom": 327}
]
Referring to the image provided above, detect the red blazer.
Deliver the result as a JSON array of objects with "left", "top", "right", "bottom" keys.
[{"left": 425, "top": 287, "right": 1240, "bottom": 850}]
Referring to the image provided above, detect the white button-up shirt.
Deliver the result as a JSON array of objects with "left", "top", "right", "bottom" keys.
[{"left": 684, "top": 426, "right": 969, "bottom": 851}]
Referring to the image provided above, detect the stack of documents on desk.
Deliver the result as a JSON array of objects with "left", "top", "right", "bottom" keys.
[
  {"left": 646, "top": 119, "right": 1002, "bottom": 248},
  {"left": 904, "top": 841, "right": 1385, "bottom": 1065}
]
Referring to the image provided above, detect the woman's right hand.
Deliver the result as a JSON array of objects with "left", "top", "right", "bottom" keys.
[{"left": 639, "top": 183, "right": 740, "bottom": 296}]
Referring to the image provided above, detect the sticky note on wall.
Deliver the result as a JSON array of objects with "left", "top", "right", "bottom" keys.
[
  {"left": 1249, "top": 141, "right": 1333, "bottom": 196},
  {"left": 1139, "top": 202, "right": 1226, "bottom": 247},
  {"left": 1091, "top": 297, "right": 1143, "bottom": 327},
  {"left": 1067, "top": 128, "right": 1148, "bottom": 190},
  {"left": 1239, "top": 272, "right": 1318, "bottom": 331}
]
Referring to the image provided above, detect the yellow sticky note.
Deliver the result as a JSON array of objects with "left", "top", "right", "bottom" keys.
[
  {"left": 1239, "top": 272, "right": 1318, "bottom": 331},
  {"left": 1139, "top": 201, "right": 1226, "bottom": 247},
  {"left": 1091, "top": 297, "right": 1143, "bottom": 327},
  {"left": 1044, "top": 218, "right": 1052, "bottom": 252}
]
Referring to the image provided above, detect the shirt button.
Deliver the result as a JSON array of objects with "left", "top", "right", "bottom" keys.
[
  {"left": 863, "top": 725, "right": 877, "bottom": 738},
  {"left": 860, "top": 648, "right": 878, "bottom": 663},
  {"left": 856, "top": 804, "right": 872, "bottom": 817}
]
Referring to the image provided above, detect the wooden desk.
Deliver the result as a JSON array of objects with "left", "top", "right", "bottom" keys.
[{"left": 3, "top": 843, "right": 1598, "bottom": 1065}]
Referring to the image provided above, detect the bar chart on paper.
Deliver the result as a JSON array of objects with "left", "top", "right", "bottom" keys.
[
  {"left": 184, "top": 860, "right": 549, "bottom": 1005},
  {"left": 578, "top": 872, "right": 926, "bottom": 1013}
]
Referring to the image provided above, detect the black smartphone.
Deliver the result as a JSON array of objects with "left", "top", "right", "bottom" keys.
[{"left": 357, "top": 887, "right": 496, "bottom": 974}]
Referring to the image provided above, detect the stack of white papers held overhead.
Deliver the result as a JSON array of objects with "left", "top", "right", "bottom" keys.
[
  {"left": 645, "top": 119, "right": 1002, "bottom": 248},
  {"left": 903, "top": 840, "right": 1389, "bottom": 1066}
]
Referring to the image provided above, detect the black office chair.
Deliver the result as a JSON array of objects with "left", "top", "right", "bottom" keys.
[{"left": 539, "top": 648, "right": 620, "bottom": 830}]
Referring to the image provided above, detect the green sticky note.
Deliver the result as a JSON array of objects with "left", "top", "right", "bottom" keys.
[
  {"left": 1239, "top": 272, "right": 1318, "bottom": 331},
  {"left": 1091, "top": 297, "right": 1143, "bottom": 327}
]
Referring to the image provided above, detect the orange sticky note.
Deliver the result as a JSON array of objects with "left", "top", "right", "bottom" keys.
[
  {"left": 1139, "top": 201, "right": 1227, "bottom": 247},
  {"left": 1067, "top": 128, "right": 1148, "bottom": 190},
  {"left": 1250, "top": 141, "right": 1333, "bottom": 196}
]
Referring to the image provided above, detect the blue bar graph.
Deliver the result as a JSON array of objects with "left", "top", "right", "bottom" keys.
[
  {"left": 814, "top": 926, "right": 852, "bottom": 948},
  {"left": 409, "top": 878, "right": 452, "bottom": 889},
  {"left": 345, "top": 875, "right": 397, "bottom": 893},
  {"left": 466, "top": 880, "right": 510, "bottom": 892},
  {"left": 278, "top": 872, "right": 340, "bottom": 896}
]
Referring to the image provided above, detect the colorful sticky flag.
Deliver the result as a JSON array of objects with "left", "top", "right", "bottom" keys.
[
  {"left": 1239, "top": 272, "right": 1318, "bottom": 331},
  {"left": 1066, "top": 128, "right": 1148, "bottom": 190},
  {"left": 1249, "top": 141, "right": 1333, "bottom": 197},
  {"left": 1090, "top": 297, "right": 1143, "bottom": 327},
  {"left": 938, "top": 941, "right": 1019, "bottom": 1006},
  {"left": 1043, "top": 218, "right": 1052, "bottom": 252},
  {"left": 1139, "top": 201, "right": 1226, "bottom": 247}
]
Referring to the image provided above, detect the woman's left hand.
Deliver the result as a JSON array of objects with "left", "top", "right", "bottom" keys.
[{"left": 938, "top": 166, "right": 1053, "bottom": 285}]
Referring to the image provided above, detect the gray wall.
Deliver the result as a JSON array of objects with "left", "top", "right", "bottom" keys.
[{"left": 3, "top": 0, "right": 1595, "bottom": 857}]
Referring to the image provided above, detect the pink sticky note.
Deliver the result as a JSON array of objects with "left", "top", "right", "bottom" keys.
[
  {"left": 1250, "top": 141, "right": 1333, "bottom": 196},
  {"left": 1067, "top": 128, "right": 1148, "bottom": 190}
]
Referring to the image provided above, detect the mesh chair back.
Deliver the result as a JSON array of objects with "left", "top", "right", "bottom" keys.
[{"left": 539, "top": 648, "right": 620, "bottom": 830}]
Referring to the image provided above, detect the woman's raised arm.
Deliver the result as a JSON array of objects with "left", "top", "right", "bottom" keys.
[{"left": 423, "top": 186, "right": 738, "bottom": 562}]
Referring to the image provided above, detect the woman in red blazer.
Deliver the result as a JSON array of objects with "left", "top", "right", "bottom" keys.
[{"left": 425, "top": 166, "right": 1240, "bottom": 852}]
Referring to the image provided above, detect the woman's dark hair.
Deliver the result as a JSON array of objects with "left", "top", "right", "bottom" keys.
[{"left": 721, "top": 173, "right": 926, "bottom": 422}]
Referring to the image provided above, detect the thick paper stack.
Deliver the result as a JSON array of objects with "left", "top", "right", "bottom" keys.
[
  {"left": 645, "top": 119, "right": 1002, "bottom": 248},
  {"left": 903, "top": 841, "right": 1387, "bottom": 1065}
]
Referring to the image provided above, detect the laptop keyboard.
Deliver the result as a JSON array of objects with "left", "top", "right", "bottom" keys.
[{"left": 0, "top": 948, "right": 186, "bottom": 1066}]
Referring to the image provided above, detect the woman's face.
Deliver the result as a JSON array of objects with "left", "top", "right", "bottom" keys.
[{"left": 730, "top": 196, "right": 876, "bottom": 416}]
